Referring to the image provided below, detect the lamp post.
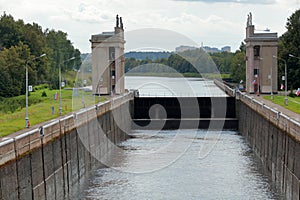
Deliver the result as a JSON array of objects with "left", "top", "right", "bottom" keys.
[
  {"left": 256, "top": 57, "right": 263, "bottom": 96},
  {"left": 273, "top": 55, "right": 288, "bottom": 105},
  {"left": 289, "top": 54, "right": 300, "bottom": 60},
  {"left": 59, "top": 57, "right": 75, "bottom": 115},
  {"left": 270, "top": 57, "right": 274, "bottom": 100},
  {"left": 81, "top": 66, "right": 85, "bottom": 108},
  {"left": 25, "top": 53, "right": 46, "bottom": 128}
]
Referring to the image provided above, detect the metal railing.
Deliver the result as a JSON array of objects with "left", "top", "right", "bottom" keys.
[
  {"left": 0, "top": 92, "right": 134, "bottom": 166},
  {"left": 214, "top": 79, "right": 300, "bottom": 141}
]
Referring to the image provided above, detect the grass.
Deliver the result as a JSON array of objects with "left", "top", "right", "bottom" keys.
[
  {"left": 201, "top": 73, "right": 231, "bottom": 79},
  {"left": 263, "top": 95, "right": 300, "bottom": 114},
  {"left": 0, "top": 88, "right": 106, "bottom": 137}
]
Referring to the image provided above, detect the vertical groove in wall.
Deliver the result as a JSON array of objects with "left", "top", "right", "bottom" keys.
[
  {"left": 86, "top": 111, "right": 91, "bottom": 172},
  {"left": 40, "top": 137, "right": 47, "bottom": 200},
  {"left": 75, "top": 129, "right": 80, "bottom": 183},
  {"left": 59, "top": 121, "right": 66, "bottom": 198},
  {"left": 51, "top": 139, "right": 57, "bottom": 200},
  {"left": 13, "top": 139, "right": 20, "bottom": 200},
  {"left": 64, "top": 128, "right": 70, "bottom": 196},
  {"left": 29, "top": 153, "right": 34, "bottom": 200}
]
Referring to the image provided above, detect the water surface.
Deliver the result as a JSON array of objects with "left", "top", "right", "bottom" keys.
[{"left": 82, "top": 130, "right": 280, "bottom": 199}]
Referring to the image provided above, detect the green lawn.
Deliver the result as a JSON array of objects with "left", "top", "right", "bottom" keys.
[
  {"left": 0, "top": 88, "right": 106, "bottom": 137},
  {"left": 263, "top": 95, "right": 300, "bottom": 114}
]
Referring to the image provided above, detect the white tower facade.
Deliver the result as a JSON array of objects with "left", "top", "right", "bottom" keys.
[
  {"left": 90, "top": 15, "right": 125, "bottom": 95},
  {"left": 245, "top": 13, "right": 278, "bottom": 94}
]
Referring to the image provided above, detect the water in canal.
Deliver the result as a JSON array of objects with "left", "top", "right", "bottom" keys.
[
  {"left": 80, "top": 130, "right": 280, "bottom": 199},
  {"left": 78, "top": 77, "right": 280, "bottom": 199}
]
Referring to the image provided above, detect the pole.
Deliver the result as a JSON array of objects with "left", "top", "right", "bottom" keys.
[
  {"left": 258, "top": 57, "right": 263, "bottom": 96},
  {"left": 271, "top": 64, "right": 273, "bottom": 100},
  {"left": 59, "top": 57, "right": 75, "bottom": 115},
  {"left": 59, "top": 62, "right": 62, "bottom": 115},
  {"left": 25, "top": 53, "right": 46, "bottom": 128},
  {"left": 82, "top": 66, "right": 85, "bottom": 108},
  {"left": 284, "top": 61, "right": 288, "bottom": 105},
  {"left": 273, "top": 55, "right": 288, "bottom": 106},
  {"left": 25, "top": 61, "right": 29, "bottom": 128}
]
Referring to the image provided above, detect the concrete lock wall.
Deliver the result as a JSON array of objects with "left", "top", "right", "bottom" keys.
[
  {"left": 215, "top": 80, "right": 300, "bottom": 200},
  {"left": 237, "top": 94, "right": 300, "bottom": 200},
  {"left": 0, "top": 93, "right": 133, "bottom": 200}
]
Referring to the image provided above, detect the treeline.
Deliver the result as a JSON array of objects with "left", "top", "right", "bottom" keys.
[
  {"left": 0, "top": 13, "right": 81, "bottom": 97},
  {"left": 125, "top": 51, "right": 171, "bottom": 60},
  {"left": 125, "top": 45, "right": 245, "bottom": 80},
  {"left": 125, "top": 48, "right": 220, "bottom": 75}
]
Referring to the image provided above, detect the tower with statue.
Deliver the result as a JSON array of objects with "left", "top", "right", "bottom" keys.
[
  {"left": 90, "top": 15, "right": 125, "bottom": 95},
  {"left": 244, "top": 12, "right": 278, "bottom": 94}
]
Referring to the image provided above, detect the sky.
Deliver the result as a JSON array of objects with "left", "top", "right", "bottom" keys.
[{"left": 0, "top": 0, "right": 299, "bottom": 53}]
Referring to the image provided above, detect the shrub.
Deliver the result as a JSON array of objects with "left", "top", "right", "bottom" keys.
[
  {"left": 289, "top": 90, "right": 296, "bottom": 98},
  {"left": 41, "top": 91, "right": 47, "bottom": 97},
  {"left": 34, "top": 84, "right": 49, "bottom": 91}
]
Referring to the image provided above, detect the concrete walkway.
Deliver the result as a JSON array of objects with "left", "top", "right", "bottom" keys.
[{"left": 249, "top": 94, "right": 300, "bottom": 122}]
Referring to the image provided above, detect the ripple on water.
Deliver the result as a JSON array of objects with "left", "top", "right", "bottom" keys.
[{"left": 81, "top": 130, "right": 281, "bottom": 200}]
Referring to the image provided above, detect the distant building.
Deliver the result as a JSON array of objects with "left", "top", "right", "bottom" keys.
[
  {"left": 175, "top": 45, "right": 197, "bottom": 52},
  {"left": 244, "top": 12, "right": 278, "bottom": 94},
  {"left": 202, "top": 46, "right": 231, "bottom": 53},
  {"left": 90, "top": 15, "right": 125, "bottom": 95},
  {"left": 221, "top": 46, "right": 231, "bottom": 53},
  {"left": 202, "top": 46, "right": 220, "bottom": 53}
]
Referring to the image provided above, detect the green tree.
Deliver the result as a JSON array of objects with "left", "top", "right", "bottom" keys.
[
  {"left": 45, "top": 29, "right": 81, "bottom": 88},
  {"left": 230, "top": 51, "right": 246, "bottom": 83},
  {"left": 0, "top": 43, "right": 33, "bottom": 97},
  {"left": 0, "top": 13, "right": 81, "bottom": 96},
  {"left": 279, "top": 9, "right": 300, "bottom": 89},
  {"left": 0, "top": 13, "right": 23, "bottom": 49}
]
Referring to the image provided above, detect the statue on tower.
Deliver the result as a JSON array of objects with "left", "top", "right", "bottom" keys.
[
  {"left": 247, "top": 12, "right": 253, "bottom": 26},
  {"left": 116, "top": 14, "right": 119, "bottom": 27},
  {"left": 120, "top": 17, "right": 123, "bottom": 29}
]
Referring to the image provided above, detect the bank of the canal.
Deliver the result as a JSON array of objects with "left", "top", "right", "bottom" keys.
[
  {"left": 0, "top": 93, "right": 132, "bottom": 199},
  {"left": 0, "top": 77, "right": 299, "bottom": 199},
  {"left": 216, "top": 79, "right": 300, "bottom": 200}
]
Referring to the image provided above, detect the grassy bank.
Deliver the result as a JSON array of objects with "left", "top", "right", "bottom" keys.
[
  {"left": 264, "top": 95, "right": 300, "bottom": 114},
  {"left": 0, "top": 88, "right": 105, "bottom": 137}
]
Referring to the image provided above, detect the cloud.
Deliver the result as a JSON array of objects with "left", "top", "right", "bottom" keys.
[
  {"left": 174, "top": 0, "right": 277, "bottom": 4},
  {"left": 64, "top": 2, "right": 115, "bottom": 23}
]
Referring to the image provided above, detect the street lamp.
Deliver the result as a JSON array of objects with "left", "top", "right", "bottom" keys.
[
  {"left": 273, "top": 55, "right": 288, "bottom": 106},
  {"left": 270, "top": 57, "right": 274, "bottom": 100},
  {"left": 59, "top": 57, "right": 75, "bottom": 115},
  {"left": 289, "top": 54, "right": 300, "bottom": 60},
  {"left": 25, "top": 53, "right": 46, "bottom": 128},
  {"left": 253, "top": 57, "right": 263, "bottom": 95}
]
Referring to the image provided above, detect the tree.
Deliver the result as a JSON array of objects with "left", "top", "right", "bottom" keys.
[
  {"left": 45, "top": 29, "right": 82, "bottom": 88},
  {"left": 279, "top": 9, "right": 300, "bottom": 89},
  {"left": 0, "top": 43, "right": 32, "bottom": 97},
  {"left": 230, "top": 51, "right": 246, "bottom": 83},
  {"left": 0, "top": 13, "right": 81, "bottom": 96},
  {"left": 0, "top": 13, "right": 23, "bottom": 50}
]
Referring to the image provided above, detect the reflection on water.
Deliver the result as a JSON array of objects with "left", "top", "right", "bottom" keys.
[
  {"left": 81, "top": 130, "right": 280, "bottom": 200},
  {"left": 125, "top": 76, "right": 227, "bottom": 97}
]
